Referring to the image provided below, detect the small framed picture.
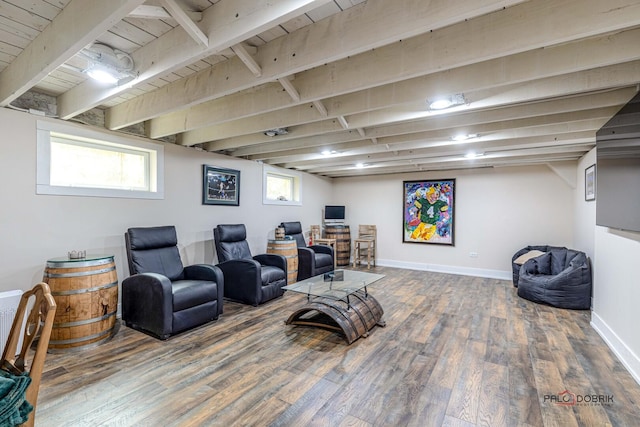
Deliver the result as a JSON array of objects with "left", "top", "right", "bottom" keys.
[
  {"left": 585, "top": 164, "right": 596, "bottom": 201},
  {"left": 202, "top": 165, "right": 240, "bottom": 206}
]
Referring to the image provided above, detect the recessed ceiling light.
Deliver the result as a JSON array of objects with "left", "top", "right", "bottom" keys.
[
  {"left": 355, "top": 162, "right": 365, "bottom": 168},
  {"left": 81, "top": 43, "right": 136, "bottom": 85},
  {"left": 464, "top": 151, "right": 484, "bottom": 159},
  {"left": 321, "top": 149, "right": 336, "bottom": 156},
  {"left": 85, "top": 66, "right": 119, "bottom": 84},
  {"left": 452, "top": 133, "right": 478, "bottom": 141},
  {"left": 263, "top": 127, "right": 288, "bottom": 137},
  {"left": 429, "top": 99, "right": 454, "bottom": 110},
  {"left": 427, "top": 93, "right": 466, "bottom": 110}
]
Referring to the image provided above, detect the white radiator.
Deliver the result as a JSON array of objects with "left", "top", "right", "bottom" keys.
[{"left": 0, "top": 290, "right": 23, "bottom": 356}]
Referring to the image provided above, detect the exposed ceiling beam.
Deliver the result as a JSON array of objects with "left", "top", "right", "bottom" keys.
[
  {"left": 129, "top": 5, "right": 202, "bottom": 21},
  {"left": 312, "top": 147, "right": 590, "bottom": 176},
  {"left": 0, "top": 0, "right": 145, "bottom": 107},
  {"left": 57, "top": 0, "right": 333, "bottom": 120},
  {"left": 313, "top": 100, "right": 328, "bottom": 117},
  {"left": 146, "top": 26, "right": 640, "bottom": 139},
  {"left": 248, "top": 106, "right": 617, "bottom": 164},
  {"left": 208, "top": 85, "right": 619, "bottom": 156},
  {"left": 203, "top": 119, "right": 347, "bottom": 152},
  {"left": 259, "top": 111, "right": 610, "bottom": 164},
  {"left": 278, "top": 77, "right": 300, "bottom": 101},
  {"left": 232, "top": 43, "right": 262, "bottom": 77},
  {"left": 168, "top": 14, "right": 640, "bottom": 144},
  {"left": 337, "top": 116, "right": 349, "bottom": 129},
  {"left": 276, "top": 132, "right": 596, "bottom": 169},
  {"left": 106, "top": 0, "right": 528, "bottom": 130},
  {"left": 160, "top": 0, "right": 208, "bottom": 47},
  {"left": 179, "top": 62, "right": 639, "bottom": 147}
]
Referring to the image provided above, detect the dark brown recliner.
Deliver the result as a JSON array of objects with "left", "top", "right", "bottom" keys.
[
  {"left": 214, "top": 224, "right": 287, "bottom": 306},
  {"left": 122, "top": 226, "right": 224, "bottom": 339},
  {"left": 280, "top": 221, "right": 334, "bottom": 281}
]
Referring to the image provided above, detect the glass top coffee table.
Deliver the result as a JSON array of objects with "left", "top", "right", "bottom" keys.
[{"left": 283, "top": 269, "right": 386, "bottom": 344}]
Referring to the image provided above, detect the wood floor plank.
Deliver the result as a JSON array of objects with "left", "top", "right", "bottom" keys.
[
  {"left": 34, "top": 266, "right": 640, "bottom": 427},
  {"left": 507, "top": 344, "right": 543, "bottom": 427},
  {"left": 477, "top": 362, "right": 509, "bottom": 427},
  {"left": 445, "top": 339, "right": 487, "bottom": 424},
  {"left": 531, "top": 358, "right": 580, "bottom": 427}
]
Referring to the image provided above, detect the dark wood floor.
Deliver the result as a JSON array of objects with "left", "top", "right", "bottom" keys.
[{"left": 36, "top": 266, "right": 640, "bottom": 426}]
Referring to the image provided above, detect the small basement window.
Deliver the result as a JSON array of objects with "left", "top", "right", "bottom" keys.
[
  {"left": 36, "top": 120, "right": 164, "bottom": 199},
  {"left": 263, "top": 164, "right": 302, "bottom": 206}
]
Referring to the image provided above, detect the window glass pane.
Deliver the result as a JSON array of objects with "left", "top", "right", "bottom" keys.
[
  {"left": 50, "top": 136, "right": 149, "bottom": 191},
  {"left": 37, "top": 120, "right": 164, "bottom": 199},
  {"left": 262, "top": 164, "right": 301, "bottom": 206},
  {"left": 266, "top": 173, "right": 293, "bottom": 201}
]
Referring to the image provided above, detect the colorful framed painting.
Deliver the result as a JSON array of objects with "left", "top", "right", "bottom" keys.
[
  {"left": 403, "top": 179, "right": 455, "bottom": 245},
  {"left": 585, "top": 164, "right": 596, "bottom": 201},
  {"left": 202, "top": 165, "right": 240, "bottom": 206}
]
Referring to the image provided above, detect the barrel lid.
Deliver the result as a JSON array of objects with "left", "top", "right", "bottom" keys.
[{"left": 46, "top": 254, "right": 114, "bottom": 264}]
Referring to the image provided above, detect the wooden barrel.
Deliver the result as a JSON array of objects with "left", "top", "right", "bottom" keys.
[
  {"left": 286, "top": 290, "right": 385, "bottom": 344},
  {"left": 43, "top": 254, "right": 118, "bottom": 352},
  {"left": 325, "top": 225, "right": 351, "bottom": 266},
  {"left": 266, "top": 239, "right": 298, "bottom": 284}
]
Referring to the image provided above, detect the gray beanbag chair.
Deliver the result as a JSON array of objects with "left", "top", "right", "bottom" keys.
[
  {"left": 517, "top": 249, "right": 592, "bottom": 310},
  {"left": 511, "top": 245, "right": 566, "bottom": 287}
]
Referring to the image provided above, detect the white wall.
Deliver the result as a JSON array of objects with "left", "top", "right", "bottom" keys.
[
  {"left": 583, "top": 141, "right": 640, "bottom": 383},
  {"left": 574, "top": 149, "right": 597, "bottom": 259},
  {"left": 0, "top": 108, "right": 333, "bottom": 293},
  {"left": 333, "top": 165, "right": 576, "bottom": 279}
]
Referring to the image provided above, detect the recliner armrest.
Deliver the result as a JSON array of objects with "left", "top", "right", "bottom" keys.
[
  {"left": 254, "top": 253, "right": 287, "bottom": 272},
  {"left": 183, "top": 264, "right": 224, "bottom": 314},
  {"left": 309, "top": 244, "right": 333, "bottom": 257},
  {"left": 121, "top": 272, "right": 174, "bottom": 338},
  {"left": 184, "top": 264, "right": 224, "bottom": 283},
  {"left": 216, "top": 259, "right": 262, "bottom": 305},
  {"left": 296, "top": 247, "right": 315, "bottom": 264}
]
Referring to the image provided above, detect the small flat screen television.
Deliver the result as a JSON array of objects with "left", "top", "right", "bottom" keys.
[{"left": 324, "top": 205, "right": 345, "bottom": 220}]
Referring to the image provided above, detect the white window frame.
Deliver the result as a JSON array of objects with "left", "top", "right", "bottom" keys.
[
  {"left": 36, "top": 120, "right": 164, "bottom": 199},
  {"left": 262, "top": 164, "right": 302, "bottom": 206}
]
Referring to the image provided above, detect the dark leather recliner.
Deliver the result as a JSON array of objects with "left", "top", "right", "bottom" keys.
[
  {"left": 122, "top": 226, "right": 224, "bottom": 339},
  {"left": 280, "top": 221, "right": 334, "bottom": 281},
  {"left": 214, "top": 224, "right": 287, "bottom": 306}
]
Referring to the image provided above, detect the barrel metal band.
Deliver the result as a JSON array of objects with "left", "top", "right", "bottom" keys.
[
  {"left": 53, "top": 310, "right": 116, "bottom": 328},
  {"left": 50, "top": 281, "right": 117, "bottom": 296},
  {"left": 44, "top": 265, "right": 116, "bottom": 278},
  {"left": 49, "top": 327, "right": 115, "bottom": 345}
]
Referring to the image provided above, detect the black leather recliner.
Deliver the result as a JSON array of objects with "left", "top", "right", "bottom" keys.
[
  {"left": 214, "top": 224, "right": 287, "bottom": 306},
  {"left": 122, "top": 226, "right": 224, "bottom": 339},
  {"left": 280, "top": 221, "right": 334, "bottom": 281}
]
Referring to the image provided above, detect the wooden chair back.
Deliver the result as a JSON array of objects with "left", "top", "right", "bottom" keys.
[
  {"left": 358, "top": 225, "right": 377, "bottom": 241},
  {"left": 1, "top": 282, "right": 56, "bottom": 427}
]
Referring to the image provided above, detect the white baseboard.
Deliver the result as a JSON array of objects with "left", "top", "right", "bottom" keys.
[
  {"left": 376, "top": 258, "right": 511, "bottom": 281},
  {"left": 591, "top": 311, "right": 640, "bottom": 386}
]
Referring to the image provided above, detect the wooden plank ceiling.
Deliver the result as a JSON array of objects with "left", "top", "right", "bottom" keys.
[{"left": 1, "top": 0, "right": 640, "bottom": 177}]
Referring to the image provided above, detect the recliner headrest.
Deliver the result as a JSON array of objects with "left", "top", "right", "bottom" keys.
[
  {"left": 127, "top": 226, "right": 178, "bottom": 250},
  {"left": 215, "top": 224, "right": 247, "bottom": 242},
  {"left": 281, "top": 221, "right": 302, "bottom": 235}
]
